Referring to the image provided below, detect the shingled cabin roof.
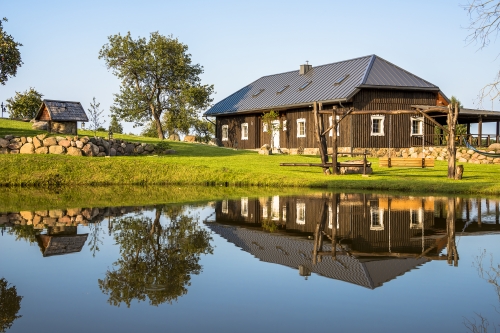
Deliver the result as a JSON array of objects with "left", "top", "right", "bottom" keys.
[
  {"left": 204, "top": 54, "right": 445, "bottom": 116},
  {"left": 35, "top": 99, "right": 89, "bottom": 122}
]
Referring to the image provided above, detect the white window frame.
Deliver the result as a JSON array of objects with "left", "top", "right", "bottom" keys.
[
  {"left": 328, "top": 115, "right": 340, "bottom": 137},
  {"left": 297, "top": 118, "right": 306, "bottom": 138},
  {"left": 282, "top": 120, "right": 287, "bottom": 131},
  {"left": 263, "top": 123, "right": 268, "bottom": 132},
  {"left": 371, "top": 115, "right": 385, "bottom": 136},
  {"left": 241, "top": 197, "right": 248, "bottom": 217},
  {"left": 222, "top": 200, "right": 228, "bottom": 214},
  {"left": 411, "top": 117, "right": 424, "bottom": 136},
  {"left": 271, "top": 196, "right": 280, "bottom": 221},
  {"left": 296, "top": 202, "right": 306, "bottom": 225},
  {"left": 222, "top": 125, "right": 229, "bottom": 141},
  {"left": 410, "top": 208, "right": 424, "bottom": 229},
  {"left": 327, "top": 202, "right": 340, "bottom": 229},
  {"left": 370, "top": 207, "right": 384, "bottom": 230},
  {"left": 241, "top": 123, "right": 249, "bottom": 140}
]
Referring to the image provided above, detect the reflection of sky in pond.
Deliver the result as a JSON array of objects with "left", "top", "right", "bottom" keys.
[{"left": 1, "top": 196, "right": 500, "bottom": 333}]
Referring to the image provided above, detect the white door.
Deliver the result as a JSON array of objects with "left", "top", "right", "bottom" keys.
[{"left": 271, "top": 120, "right": 280, "bottom": 149}]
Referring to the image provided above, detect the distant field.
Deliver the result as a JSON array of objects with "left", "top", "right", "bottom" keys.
[{"left": 1, "top": 118, "right": 499, "bottom": 195}]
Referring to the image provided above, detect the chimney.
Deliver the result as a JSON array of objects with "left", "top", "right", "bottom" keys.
[{"left": 299, "top": 62, "right": 312, "bottom": 75}]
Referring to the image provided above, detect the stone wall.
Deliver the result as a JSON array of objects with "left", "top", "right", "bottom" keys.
[
  {"left": 281, "top": 144, "right": 500, "bottom": 165},
  {"left": 0, "top": 134, "right": 175, "bottom": 157}
]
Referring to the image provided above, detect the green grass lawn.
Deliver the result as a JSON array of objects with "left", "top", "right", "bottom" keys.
[{"left": 1, "top": 118, "right": 500, "bottom": 195}]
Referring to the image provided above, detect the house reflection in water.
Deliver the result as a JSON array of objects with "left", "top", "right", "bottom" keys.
[
  {"left": 36, "top": 226, "right": 88, "bottom": 257},
  {"left": 208, "top": 194, "right": 472, "bottom": 289}
]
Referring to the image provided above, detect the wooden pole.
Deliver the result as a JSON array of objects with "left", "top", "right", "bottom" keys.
[
  {"left": 313, "top": 102, "right": 330, "bottom": 174},
  {"left": 447, "top": 197, "right": 458, "bottom": 267},
  {"left": 477, "top": 198, "right": 482, "bottom": 228},
  {"left": 331, "top": 107, "right": 339, "bottom": 175},
  {"left": 496, "top": 201, "right": 499, "bottom": 225},
  {"left": 447, "top": 104, "right": 459, "bottom": 179},
  {"left": 331, "top": 194, "right": 338, "bottom": 260},
  {"left": 478, "top": 116, "right": 483, "bottom": 147}
]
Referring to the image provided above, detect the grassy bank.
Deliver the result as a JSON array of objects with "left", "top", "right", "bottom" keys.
[{"left": 1, "top": 119, "right": 500, "bottom": 195}]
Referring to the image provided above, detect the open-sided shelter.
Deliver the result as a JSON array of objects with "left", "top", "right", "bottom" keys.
[{"left": 35, "top": 99, "right": 88, "bottom": 135}]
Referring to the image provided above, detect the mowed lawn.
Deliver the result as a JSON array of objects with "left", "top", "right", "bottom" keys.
[{"left": 1, "top": 118, "right": 500, "bottom": 195}]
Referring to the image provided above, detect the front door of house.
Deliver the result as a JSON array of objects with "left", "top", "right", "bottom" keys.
[{"left": 272, "top": 120, "right": 280, "bottom": 150}]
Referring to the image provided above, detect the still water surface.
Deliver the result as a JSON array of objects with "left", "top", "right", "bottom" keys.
[{"left": 1, "top": 193, "right": 500, "bottom": 332}]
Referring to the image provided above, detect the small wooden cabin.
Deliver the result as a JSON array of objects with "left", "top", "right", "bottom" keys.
[
  {"left": 204, "top": 55, "right": 500, "bottom": 151},
  {"left": 35, "top": 99, "right": 88, "bottom": 135}
]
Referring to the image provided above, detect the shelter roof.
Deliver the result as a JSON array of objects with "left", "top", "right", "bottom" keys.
[
  {"left": 205, "top": 55, "right": 441, "bottom": 116},
  {"left": 35, "top": 99, "right": 89, "bottom": 122},
  {"left": 412, "top": 104, "right": 500, "bottom": 122}
]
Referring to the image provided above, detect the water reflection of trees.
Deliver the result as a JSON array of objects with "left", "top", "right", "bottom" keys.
[
  {"left": 98, "top": 206, "right": 213, "bottom": 307},
  {"left": 0, "top": 278, "right": 22, "bottom": 333}
]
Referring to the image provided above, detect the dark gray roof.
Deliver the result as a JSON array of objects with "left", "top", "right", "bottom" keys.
[
  {"left": 412, "top": 105, "right": 500, "bottom": 121},
  {"left": 36, "top": 99, "right": 89, "bottom": 122},
  {"left": 205, "top": 55, "right": 440, "bottom": 116}
]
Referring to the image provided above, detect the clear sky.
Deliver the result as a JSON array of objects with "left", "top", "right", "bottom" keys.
[{"left": 1, "top": 0, "right": 499, "bottom": 134}]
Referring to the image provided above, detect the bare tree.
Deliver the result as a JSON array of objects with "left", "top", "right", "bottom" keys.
[{"left": 464, "top": 0, "right": 500, "bottom": 105}]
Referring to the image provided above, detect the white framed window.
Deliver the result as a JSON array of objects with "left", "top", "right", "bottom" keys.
[
  {"left": 241, "top": 197, "right": 248, "bottom": 217},
  {"left": 241, "top": 123, "right": 249, "bottom": 140},
  {"left": 410, "top": 208, "right": 424, "bottom": 229},
  {"left": 328, "top": 203, "right": 339, "bottom": 229},
  {"left": 411, "top": 117, "right": 424, "bottom": 136},
  {"left": 296, "top": 202, "right": 306, "bottom": 225},
  {"left": 222, "top": 125, "right": 229, "bottom": 141},
  {"left": 371, "top": 115, "right": 385, "bottom": 136},
  {"left": 263, "top": 123, "right": 268, "bottom": 132},
  {"left": 370, "top": 207, "right": 384, "bottom": 230},
  {"left": 222, "top": 200, "right": 228, "bottom": 214},
  {"left": 271, "top": 196, "right": 280, "bottom": 221},
  {"left": 297, "top": 118, "right": 306, "bottom": 138},
  {"left": 328, "top": 116, "right": 340, "bottom": 137},
  {"left": 283, "top": 120, "right": 287, "bottom": 131}
]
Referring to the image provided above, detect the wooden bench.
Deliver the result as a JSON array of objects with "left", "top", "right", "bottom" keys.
[{"left": 379, "top": 157, "right": 435, "bottom": 168}]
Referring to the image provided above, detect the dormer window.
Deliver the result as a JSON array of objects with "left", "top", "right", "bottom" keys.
[
  {"left": 252, "top": 89, "right": 264, "bottom": 97},
  {"left": 298, "top": 81, "right": 312, "bottom": 91},
  {"left": 277, "top": 85, "right": 290, "bottom": 94},
  {"left": 334, "top": 74, "right": 349, "bottom": 86}
]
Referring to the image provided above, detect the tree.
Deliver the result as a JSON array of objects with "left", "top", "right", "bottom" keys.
[
  {"left": 6, "top": 87, "right": 42, "bottom": 119},
  {"left": 87, "top": 97, "right": 105, "bottom": 138},
  {"left": 447, "top": 96, "right": 461, "bottom": 179},
  {"left": 108, "top": 114, "right": 123, "bottom": 134},
  {"left": 99, "top": 32, "right": 214, "bottom": 140},
  {"left": 192, "top": 118, "right": 214, "bottom": 143},
  {"left": 464, "top": 1, "right": 500, "bottom": 104},
  {"left": 140, "top": 120, "right": 159, "bottom": 138},
  {"left": 0, "top": 18, "right": 22, "bottom": 85},
  {"left": 0, "top": 278, "right": 22, "bottom": 332},
  {"left": 98, "top": 206, "right": 213, "bottom": 307},
  {"left": 261, "top": 110, "right": 281, "bottom": 149}
]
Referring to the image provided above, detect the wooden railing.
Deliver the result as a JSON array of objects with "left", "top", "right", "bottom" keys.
[{"left": 409, "top": 134, "right": 499, "bottom": 147}]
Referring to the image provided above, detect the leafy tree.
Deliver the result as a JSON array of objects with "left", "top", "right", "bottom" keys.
[
  {"left": 464, "top": 1, "right": 500, "bottom": 104},
  {"left": 261, "top": 110, "right": 282, "bottom": 149},
  {"left": 193, "top": 118, "right": 214, "bottom": 143},
  {"left": 109, "top": 114, "right": 123, "bottom": 134},
  {"left": 0, "top": 278, "right": 22, "bottom": 332},
  {"left": 140, "top": 120, "right": 159, "bottom": 138},
  {"left": 99, "top": 32, "right": 214, "bottom": 140},
  {"left": 6, "top": 87, "right": 43, "bottom": 119},
  {"left": 98, "top": 206, "right": 213, "bottom": 307},
  {"left": 0, "top": 18, "right": 22, "bottom": 85},
  {"left": 87, "top": 97, "right": 105, "bottom": 138}
]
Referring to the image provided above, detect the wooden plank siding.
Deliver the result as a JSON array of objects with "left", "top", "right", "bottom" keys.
[{"left": 216, "top": 115, "right": 260, "bottom": 149}]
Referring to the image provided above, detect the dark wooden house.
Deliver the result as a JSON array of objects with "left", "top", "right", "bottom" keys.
[
  {"left": 35, "top": 99, "right": 88, "bottom": 135},
  {"left": 204, "top": 55, "right": 500, "bottom": 152},
  {"left": 36, "top": 226, "right": 88, "bottom": 257}
]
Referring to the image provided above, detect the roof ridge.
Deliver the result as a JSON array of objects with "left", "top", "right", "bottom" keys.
[
  {"left": 371, "top": 56, "right": 437, "bottom": 88},
  {"left": 44, "top": 99, "right": 83, "bottom": 104},
  {"left": 360, "top": 54, "right": 376, "bottom": 85}
]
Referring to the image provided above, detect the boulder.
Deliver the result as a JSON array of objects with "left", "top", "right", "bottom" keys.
[
  {"left": 20, "top": 137, "right": 27, "bottom": 144},
  {"left": 125, "top": 144, "right": 135, "bottom": 154},
  {"left": 55, "top": 136, "right": 66, "bottom": 142},
  {"left": 75, "top": 140, "right": 84, "bottom": 149},
  {"left": 32, "top": 121, "right": 48, "bottom": 130},
  {"left": 144, "top": 144, "right": 154, "bottom": 152},
  {"left": 101, "top": 140, "right": 110, "bottom": 152},
  {"left": 58, "top": 139, "right": 71, "bottom": 148},
  {"left": 27, "top": 137, "right": 33, "bottom": 143},
  {"left": 8, "top": 142, "right": 22, "bottom": 150},
  {"left": 97, "top": 152, "right": 106, "bottom": 157},
  {"left": 36, "top": 133, "right": 47, "bottom": 140},
  {"left": 43, "top": 137, "right": 58, "bottom": 147},
  {"left": 82, "top": 143, "right": 99, "bottom": 156},
  {"left": 110, "top": 148, "right": 116, "bottom": 156},
  {"left": 98, "top": 145, "right": 105, "bottom": 152},
  {"left": 80, "top": 136, "right": 90, "bottom": 144},
  {"left": 136, "top": 145, "right": 144, "bottom": 154},
  {"left": 488, "top": 143, "right": 500, "bottom": 150},
  {"left": 0, "top": 148, "right": 8, "bottom": 154},
  {"left": 20, "top": 143, "right": 35, "bottom": 154},
  {"left": 35, "top": 147, "right": 48, "bottom": 154},
  {"left": 4, "top": 135, "right": 13, "bottom": 140},
  {"left": 67, "top": 147, "right": 82, "bottom": 156},
  {"left": 184, "top": 135, "right": 196, "bottom": 143},
  {"left": 49, "top": 145, "right": 66, "bottom": 154},
  {"left": 208, "top": 138, "right": 223, "bottom": 147},
  {"left": 9, "top": 149, "right": 19, "bottom": 154},
  {"left": 49, "top": 209, "right": 65, "bottom": 218},
  {"left": 261, "top": 144, "right": 270, "bottom": 150},
  {"left": 164, "top": 149, "right": 177, "bottom": 154},
  {"left": 0, "top": 138, "right": 9, "bottom": 148},
  {"left": 168, "top": 134, "right": 180, "bottom": 141}
]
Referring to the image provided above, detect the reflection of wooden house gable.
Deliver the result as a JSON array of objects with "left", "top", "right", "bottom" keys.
[
  {"left": 208, "top": 224, "right": 428, "bottom": 289},
  {"left": 36, "top": 234, "right": 88, "bottom": 257}
]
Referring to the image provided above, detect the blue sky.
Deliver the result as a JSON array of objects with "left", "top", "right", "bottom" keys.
[{"left": 1, "top": 0, "right": 499, "bottom": 134}]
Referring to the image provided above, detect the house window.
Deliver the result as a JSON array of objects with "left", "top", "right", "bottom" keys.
[
  {"left": 241, "top": 123, "right": 249, "bottom": 140},
  {"left": 222, "top": 125, "right": 229, "bottom": 141},
  {"left": 410, "top": 208, "right": 424, "bottom": 229},
  {"left": 263, "top": 123, "right": 268, "bottom": 132},
  {"left": 371, "top": 115, "right": 385, "bottom": 136},
  {"left": 241, "top": 197, "right": 248, "bottom": 217},
  {"left": 222, "top": 200, "right": 228, "bottom": 214},
  {"left": 327, "top": 203, "right": 340, "bottom": 229},
  {"left": 296, "top": 202, "right": 306, "bottom": 225},
  {"left": 370, "top": 207, "right": 384, "bottom": 230},
  {"left": 411, "top": 117, "right": 424, "bottom": 136},
  {"left": 329, "top": 116, "right": 340, "bottom": 137},
  {"left": 271, "top": 196, "right": 280, "bottom": 221},
  {"left": 297, "top": 118, "right": 306, "bottom": 138},
  {"left": 283, "top": 120, "right": 287, "bottom": 131}
]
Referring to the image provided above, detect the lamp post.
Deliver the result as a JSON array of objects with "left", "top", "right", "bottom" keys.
[
  {"left": 1, "top": 102, "right": 5, "bottom": 118},
  {"left": 108, "top": 130, "right": 113, "bottom": 156}
]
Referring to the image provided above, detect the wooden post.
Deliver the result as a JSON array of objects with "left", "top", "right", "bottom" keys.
[
  {"left": 447, "top": 197, "right": 458, "bottom": 267},
  {"left": 447, "top": 104, "right": 460, "bottom": 179},
  {"left": 496, "top": 121, "right": 499, "bottom": 143},
  {"left": 478, "top": 116, "right": 483, "bottom": 147},
  {"left": 496, "top": 201, "right": 499, "bottom": 225},
  {"left": 477, "top": 198, "right": 482, "bottom": 228},
  {"left": 313, "top": 102, "right": 330, "bottom": 174},
  {"left": 331, "top": 194, "right": 338, "bottom": 260},
  {"left": 331, "top": 107, "right": 339, "bottom": 175},
  {"left": 313, "top": 201, "right": 328, "bottom": 264}
]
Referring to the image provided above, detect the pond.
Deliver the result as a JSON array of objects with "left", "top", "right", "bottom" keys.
[{"left": 1, "top": 191, "right": 500, "bottom": 333}]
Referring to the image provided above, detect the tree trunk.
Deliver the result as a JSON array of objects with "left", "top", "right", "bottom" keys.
[
  {"left": 313, "top": 102, "right": 330, "bottom": 174},
  {"left": 150, "top": 105, "right": 165, "bottom": 140},
  {"left": 447, "top": 104, "right": 459, "bottom": 179}
]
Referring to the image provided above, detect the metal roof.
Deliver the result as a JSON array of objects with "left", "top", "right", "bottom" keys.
[
  {"left": 205, "top": 55, "right": 440, "bottom": 116},
  {"left": 412, "top": 105, "right": 500, "bottom": 121},
  {"left": 36, "top": 99, "right": 89, "bottom": 122}
]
